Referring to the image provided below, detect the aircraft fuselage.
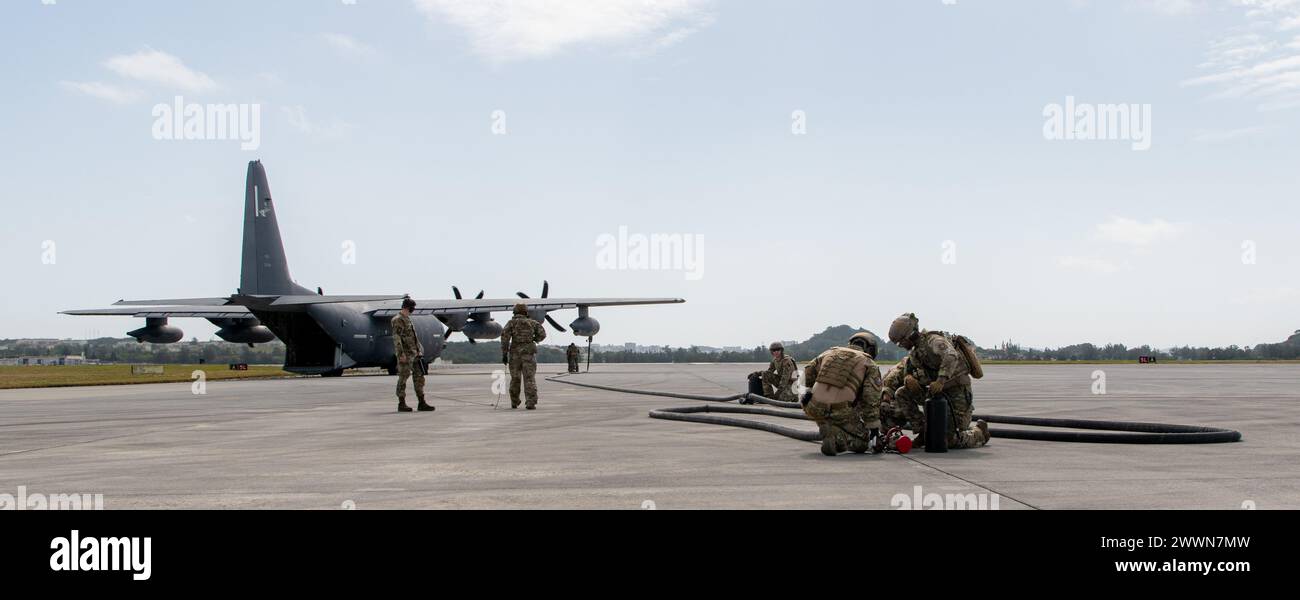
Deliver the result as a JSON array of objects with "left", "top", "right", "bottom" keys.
[{"left": 252, "top": 302, "right": 446, "bottom": 375}]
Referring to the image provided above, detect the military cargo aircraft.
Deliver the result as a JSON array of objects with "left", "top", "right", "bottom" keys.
[{"left": 63, "top": 161, "right": 684, "bottom": 376}]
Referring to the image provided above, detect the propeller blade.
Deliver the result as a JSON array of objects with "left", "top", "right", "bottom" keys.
[
  {"left": 545, "top": 315, "right": 567, "bottom": 333},
  {"left": 542, "top": 280, "right": 549, "bottom": 298},
  {"left": 468, "top": 337, "right": 477, "bottom": 344},
  {"left": 475, "top": 290, "right": 484, "bottom": 299},
  {"left": 516, "top": 292, "right": 530, "bottom": 299},
  {"left": 452, "top": 286, "right": 462, "bottom": 300}
]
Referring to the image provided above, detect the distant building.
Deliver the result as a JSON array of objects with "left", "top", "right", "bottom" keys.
[{"left": 0, "top": 354, "right": 94, "bottom": 366}]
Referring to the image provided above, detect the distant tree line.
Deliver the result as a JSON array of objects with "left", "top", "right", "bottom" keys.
[
  {"left": 2, "top": 338, "right": 287, "bottom": 365},
  {"left": 978, "top": 332, "right": 1300, "bottom": 361}
]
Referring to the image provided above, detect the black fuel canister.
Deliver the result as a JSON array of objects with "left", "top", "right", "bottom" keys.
[{"left": 925, "top": 397, "right": 948, "bottom": 453}]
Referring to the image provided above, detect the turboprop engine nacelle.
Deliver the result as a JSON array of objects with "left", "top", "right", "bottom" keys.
[
  {"left": 569, "top": 316, "right": 600, "bottom": 338},
  {"left": 462, "top": 317, "right": 503, "bottom": 340},
  {"left": 209, "top": 317, "right": 276, "bottom": 345},
  {"left": 127, "top": 317, "right": 183, "bottom": 344},
  {"left": 568, "top": 306, "right": 600, "bottom": 338},
  {"left": 216, "top": 324, "right": 276, "bottom": 344}
]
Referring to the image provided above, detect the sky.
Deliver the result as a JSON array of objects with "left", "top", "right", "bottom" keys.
[{"left": 1, "top": 0, "right": 1298, "bottom": 350}]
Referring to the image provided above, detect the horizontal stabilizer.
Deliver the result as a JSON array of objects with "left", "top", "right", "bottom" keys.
[
  {"left": 266, "top": 294, "right": 407, "bottom": 306},
  {"left": 113, "top": 297, "right": 233, "bottom": 307}
]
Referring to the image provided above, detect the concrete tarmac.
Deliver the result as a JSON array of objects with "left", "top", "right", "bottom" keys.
[{"left": 0, "top": 363, "right": 1295, "bottom": 509}]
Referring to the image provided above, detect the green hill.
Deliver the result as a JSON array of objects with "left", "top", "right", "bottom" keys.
[{"left": 785, "top": 325, "right": 905, "bottom": 361}]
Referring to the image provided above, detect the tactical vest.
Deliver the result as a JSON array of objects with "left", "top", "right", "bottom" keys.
[
  {"left": 911, "top": 331, "right": 971, "bottom": 382},
  {"left": 504, "top": 317, "right": 540, "bottom": 355},
  {"left": 816, "top": 347, "right": 868, "bottom": 390}
]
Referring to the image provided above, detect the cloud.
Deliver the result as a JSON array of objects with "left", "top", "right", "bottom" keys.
[
  {"left": 256, "top": 72, "right": 284, "bottom": 86},
  {"left": 411, "top": 0, "right": 715, "bottom": 62},
  {"left": 1093, "top": 217, "right": 1185, "bottom": 246},
  {"left": 58, "top": 81, "right": 142, "bottom": 104},
  {"left": 104, "top": 49, "right": 217, "bottom": 92},
  {"left": 1057, "top": 256, "right": 1126, "bottom": 274},
  {"left": 1134, "top": 0, "right": 1209, "bottom": 15},
  {"left": 321, "top": 33, "right": 378, "bottom": 59},
  {"left": 282, "top": 105, "right": 354, "bottom": 139},
  {"left": 1192, "top": 125, "right": 1266, "bottom": 141},
  {"left": 1182, "top": 1, "right": 1300, "bottom": 110}
]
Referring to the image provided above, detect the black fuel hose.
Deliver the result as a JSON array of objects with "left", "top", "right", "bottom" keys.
[
  {"left": 647, "top": 404, "right": 821, "bottom": 442},
  {"left": 973, "top": 414, "right": 1241, "bottom": 444},
  {"left": 549, "top": 376, "right": 800, "bottom": 408},
  {"left": 546, "top": 376, "right": 1242, "bottom": 444}
]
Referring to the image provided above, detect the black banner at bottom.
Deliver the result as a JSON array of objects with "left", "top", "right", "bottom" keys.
[{"left": 1, "top": 510, "right": 1282, "bottom": 589}]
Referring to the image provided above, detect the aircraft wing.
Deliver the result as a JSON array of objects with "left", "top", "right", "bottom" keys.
[
  {"left": 68, "top": 295, "right": 682, "bottom": 318},
  {"left": 61, "top": 305, "right": 254, "bottom": 318},
  {"left": 368, "top": 297, "right": 685, "bottom": 317},
  {"left": 66, "top": 294, "right": 406, "bottom": 315}
]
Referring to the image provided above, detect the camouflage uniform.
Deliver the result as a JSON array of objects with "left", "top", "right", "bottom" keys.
[
  {"left": 907, "top": 331, "right": 984, "bottom": 449},
  {"left": 880, "top": 356, "right": 928, "bottom": 433},
  {"left": 762, "top": 353, "right": 800, "bottom": 402},
  {"left": 566, "top": 343, "right": 581, "bottom": 373},
  {"left": 391, "top": 312, "right": 425, "bottom": 406},
  {"left": 500, "top": 313, "right": 547, "bottom": 408},
  {"left": 802, "top": 346, "right": 883, "bottom": 456}
]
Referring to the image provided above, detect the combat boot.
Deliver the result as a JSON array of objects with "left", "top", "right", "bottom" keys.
[
  {"left": 417, "top": 398, "right": 435, "bottom": 412},
  {"left": 847, "top": 437, "right": 872, "bottom": 454},
  {"left": 820, "top": 428, "right": 846, "bottom": 456},
  {"left": 976, "top": 419, "right": 990, "bottom": 445},
  {"left": 397, "top": 400, "right": 413, "bottom": 413}
]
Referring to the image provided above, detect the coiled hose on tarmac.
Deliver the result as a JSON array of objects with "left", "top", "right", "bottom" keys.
[{"left": 547, "top": 375, "right": 1242, "bottom": 445}]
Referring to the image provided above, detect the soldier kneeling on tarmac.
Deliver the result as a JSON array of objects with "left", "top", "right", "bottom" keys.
[
  {"left": 751, "top": 341, "right": 799, "bottom": 403},
  {"left": 801, "top": 332, "right": 884, "bottom": 456},
  {"left": 886, "top": 312, "right": 989, "bottom": 449},
  {"left": 880, "top": 355, "right": 928, "bottom": 444}
]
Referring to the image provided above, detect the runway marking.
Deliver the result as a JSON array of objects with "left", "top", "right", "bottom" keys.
[
  {"left": 0, "top": 426, "right": 200, "bottom": 458},
  {"left": 900, "top": 454, "right": 1041, "bottom": 510}
]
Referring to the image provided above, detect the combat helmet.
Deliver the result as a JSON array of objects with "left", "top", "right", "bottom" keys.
[
  {"left": 888, "top": 313, "right": 919, "bottom": 344},
  {"left": 848, "top": 332, "right": 879, "bottom": 359},
  {"left": 513, "top": 302, "right": 529, "bottom": 316},
  {"left": 769, "top": 341, "right": 784, "bottom": 353}
]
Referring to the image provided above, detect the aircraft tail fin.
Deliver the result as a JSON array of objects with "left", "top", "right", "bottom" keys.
[{"left": 240, "top": 161, "right": 306, "bottom": 295}]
